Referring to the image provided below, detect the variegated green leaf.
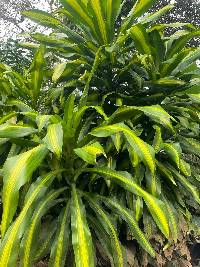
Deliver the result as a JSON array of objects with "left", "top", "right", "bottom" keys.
[
  {"left": 43, "top": 123, "right": 63, "bottom": 157},
  {"left": 108, "top": 105, "right": 174, "bottom": 131},
  {"left": 121, "top": 0, "right": 157, "bottom": 31},
  {"left": 22, "top": 9, "right": 63, "bottom": 29},
  {"left": 91, "top": 123, "right": 155, "bottom": 173},
  {"left": 163, "top": 143, "right": 181, "bottom": 168},
  {"left": 30, "top": 46, "right": 45, "bottom": 99},
  {"left": 87, "top": 167, "right": 170, "bottom": 238},
  {"left": 0, "top": 170, "right": 62, "bottom": 267},
  {"left": 21, "top": 189, "right": 66, "bottom": 267},
  {"left": 89, "top": 0, "right": 108, "bottom": 44},
  {"left": 102, "top": 197, "right": 155, "bottom": 257},
  {"left": 1, "top": 144, "right": 48, "bottom": 237},
  {"left": 64, "top": 93, "right": 75, "bottom": 128},
  {"left": 49, "top": 202, "right": 70, "bottom": 267},
  {"left": 36, "top": 115, "right": 52, "bottom": 132},
  {"left": 85, "top": 194, "right": 124, "bottom": 267},
  {"left": 71, "top": 185, "right": 94, "bottom": 267},
  {"left": 52, "top": 62, "right": 67, "bottom": 83},
  {"left": 59, "top": 0, "right": 95, "bottom": 34},
  {"left": 180, "top": 159, "right": 191, "bottom": 177},
  {"left": 156, "top": 161, "right": 177, "bottom": 186},
  {"left": 152, "top": 125, "right": 162, "bottom": 152},
  {"left": 130, "top": 24, "right": 152, "bottom": 55},
  {"left": 74, "top": 142, "right": 106, "bottom": 164},
  {"left": 0, "top": 124, "right": 37, "bottom": 138},
  {"left": 0, "top": 112, "right": 17, "bottom": 125},
  {"left": 163, "top": 197, "right": 178, "bottom": 243},
  {"left": 140, "top": 4, "right": 174, "bottom": 25},
  {"left": 170, "top": 166, "right": 200, "bottom": 204},
  {"left": 178, "top": 135, "right": 200, "bottom": 156}
]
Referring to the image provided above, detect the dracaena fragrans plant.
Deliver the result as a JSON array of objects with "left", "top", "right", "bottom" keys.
[{"left": 0, "top": 0, "right": 200, "bottom": 266}]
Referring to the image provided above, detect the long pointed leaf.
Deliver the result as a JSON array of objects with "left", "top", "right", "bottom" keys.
[
  {"left": 43, "top": 123, "right": 63, "bottom": 157},
  {"left": 91, "top": 123, "right": 155, "bottom": 173},
  {"left": 21, "top": 189, "right": 66, "bottom": 267},
  {"left": 85, "top": 194, "right": 124, "bottom": 267},
  {"left": 102, "top": 197, "right": 155, "bottom": 257},
  {"left": 49, "top": 201, "right": 70, "bottom": 267},
  {"left": 1, "top": 144, "right": 48, "bottom": 237},
  {"left": 0, "top": 170, "right": 62, "bottom": 267},
  {"left": 71, "top": 185, "right": 94, "bottom": 267},
  {"left": 87, "top": 167, "right": 170, "bottom": 238}
]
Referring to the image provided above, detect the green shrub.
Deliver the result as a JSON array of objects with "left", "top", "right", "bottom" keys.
[{"left": 0, "top": 0, "right": 200, "bottom": 266}]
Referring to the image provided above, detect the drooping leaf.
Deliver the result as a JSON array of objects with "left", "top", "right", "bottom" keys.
[
  {"left": 162, "top": 143, "right": 181, "bottom": 168},
  {"left": 166, "top": 30, "right": 200, "bottom": 58},
  {"left": 101, "top": 197, "right": 155, "bottom": 257},
  {"left": 85, "top": 194, "right": 124, "bottom": 267},
  {"left": 108, "top": 105, "right": 174, "bottom": 131},
  {"left": 0, "top": 124, "right": 37, "bottom": 138},
  {"left": 170, "top": 166, "right": 200, "bottom": 204},
  {"left": 0, "top": 170, "right": 63, "bottom": 267},
  {"left": 71, "top": 185, "right": 94, "bottom": 267},
  {"left": 91, "top": 123, "right": 155, "bottom": 173},
  {"left": 87, "top": 167, "right": 170, "bottom": 238},
  {"left": 21, "top": 189, "right": 66, "bottom": 267},
  {"left": 49, "top": 201, "right": 70, "bottom": 267},
  {"left": 22, "top": 9, "right": 63, "bottom": 29},
  {"left": 1, "top": 144, "right": 48, "bottom": 237}
]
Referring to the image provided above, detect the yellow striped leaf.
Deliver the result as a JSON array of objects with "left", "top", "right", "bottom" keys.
[
  {"left": 163, "top": 143, "right": 181, "bottom": 168},
  {"left": 21, "top": 189, "right": 66, "bottom": 267},
  {"left": 89, "top": 0, "right": 108, "bottom": 44},
  {"left": 87, "top": 167, "right": 170, "bottom": 238},
  {"left": 49, "top": 202, "right": 70, "bottom": 267},
  {"left": 170, "top": 166, "right": 200, "bottom": 204},
  {"left": 152, "top": 125, "right": 163, "bottom": 152},
  {"left": 43, "top": 123, "right": 63, "bottom": 157},
  {"left": 106, "top": 0, "right": 121, "bottom": 36},
  {"left": 85, "top": 194, "right": 124, "bottom": 267},
  {"left": 74, "top": 142, "right": 106, "bottom": 164},
  {"left": 59, "top": 0, "right": 95, "bottom": 33},
  {"left": 130, "top": 24, "right": 152, "bottom": 55},
  {"left": 108, "top": 105, "right": 174, "bottom": 131},
  {"left": 36, "top": 115, "right": 51, "bottom": 132},
  {"left": 1, "top": 144, "right": 48, "bottom": 238},
  {"left": 71, "top": 185, "right": 94, "bottom": 267},
  {"left": 30, "top": 46, "right": 45, "bottom": 99},
  {"left": 22, "top": 9, "right": 63, "bottom": 29},
  {"left": 163, "top": 197, "right": 178, "bottom": 243},
  {"left": 0, "top": 124, "right": 37, "bottom": 138},
  {"left": 91, "top": 123, "right": 155, "bottom": 173},
  {"left": 102, "top": 197, "right": 155, "bottom": 257},
  {"left": 121, "top": 0, "right": 157, "bottom": 31},
  {"left": 0, "top": 170, "right": 62, "bottom": 267}
]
